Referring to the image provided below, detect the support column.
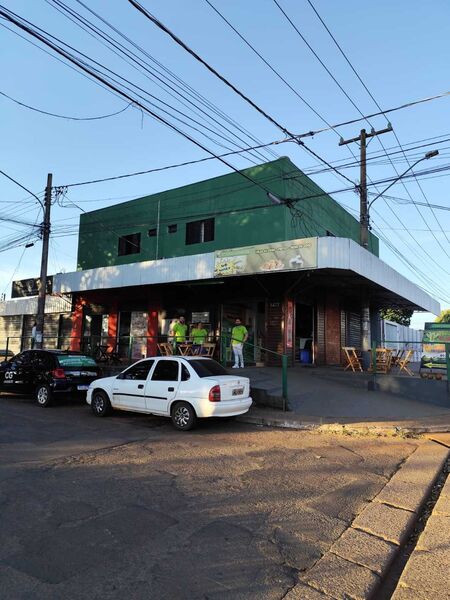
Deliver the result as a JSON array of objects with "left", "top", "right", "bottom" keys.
[
  {"left": 108, "top": 306, "right": 119, "bottom": 351},
  {"left": 324, "top": 294, "right": 341, "bottom": 365},
  {"left": 361, "top": 296, "right": 371, "bottom": 369},
  {"left": 147, "top": 306, "right": 159, "bottom": 357},
  {"left": 70, "top": 297, "right": 84, "bottom": 351}
]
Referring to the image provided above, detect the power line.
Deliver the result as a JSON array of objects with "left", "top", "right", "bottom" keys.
[
  {"left": 126, "top": 0, "right": 356, "bottom": 187},
  {"left": 0, "top": 169, "right": 44, "bottom": 210},
  {"left": 0, "top": 89, "right": 132, "bottom": 120}
]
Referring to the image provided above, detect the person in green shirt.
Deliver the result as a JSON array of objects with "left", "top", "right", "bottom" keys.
[
  {"left": 171, "top": 316, "right": 188, "bottom": 349},
  {"left": 231, "top": 318, "right": 248, "bottom": 368},
  {"left": 191, "top": 322, "right": 208, "bottom": 354}
]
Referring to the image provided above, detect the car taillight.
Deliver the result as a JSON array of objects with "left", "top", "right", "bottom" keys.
[
  {"left": 52, "top": 368, "right": 66, "bottom": 379},
  {"left": 208, "top": 385, "right": 221, "bottom": 402}
]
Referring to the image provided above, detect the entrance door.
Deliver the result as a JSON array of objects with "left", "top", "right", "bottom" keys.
[
  {"left": 145, "top": 359, "right": 180, "bottom": 415},
  {"left": 112, "top": 359, "right": 154, "bottom": 410}
]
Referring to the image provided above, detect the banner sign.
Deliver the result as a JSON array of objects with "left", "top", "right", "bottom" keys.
[
  {"left": 420, "top": 322, "right": 450, "bottom": 371},
  {"left": 214, "top": 238, "right": 317, "bottom": 278},
  {"left": 12, "top": 276, "right": 53, "bottom": 298}
]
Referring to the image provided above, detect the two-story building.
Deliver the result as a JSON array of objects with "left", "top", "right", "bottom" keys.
[{"left": 45, "top": 156, "right": 437, "bottom": 364}]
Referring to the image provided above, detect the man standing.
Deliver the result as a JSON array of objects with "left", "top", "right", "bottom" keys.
[
  {"left": 170, "top": 316, "right": 188, "bottom": 351},
  {"left": 191, "top": 322, "right": 208, "bottom": 354},
  {"left": 231, "top": 318, "right": 248, "bottom": 368}
]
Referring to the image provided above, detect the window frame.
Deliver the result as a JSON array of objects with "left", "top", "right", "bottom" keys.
[
  {"left": 185, "top": 218, "right": 215, "bottom": 245},
  {"left": 117, "top": 359, "right": 154, "bottom": 380},
  {"left": 151, "top": 359, "right": 180, "bottom": 382},
  {"left": 118, "top": 232, "right": 141, "bottom": 256}
]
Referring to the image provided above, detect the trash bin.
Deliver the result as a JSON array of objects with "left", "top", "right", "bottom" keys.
[{"left": 300, "top": 349, "right": 311, "bottom": 363}]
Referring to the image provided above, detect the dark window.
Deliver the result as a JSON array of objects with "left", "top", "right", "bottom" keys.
[
  {"left": 167, "top": 224, "right": 177, "bottom": 234},
  {"left": 181, "top": 364, "right": 190, "bottom": 381},
  {"left": 118, "top": 233, "right": 141, "bottom": 256},
  {"left": 32, "top": 351, "right": 55, "bottom": 370},
  {"left": 185, "top": 218, "right": 215, "bottom": 245},
  {"left": 119, "top": 360, "right": 154, "bottom": 380},
  {"left": 188, "top": 359, "right": 228, "bottom": 377},
  {"left": 148, "top": 228, "right": 157, "bottom": 237},
  {"left": 11, "top": 352, "right": 32, "bottom": 366},
  {"left": 326, "top": 230, "right": 336, "bottom": 237},
  {"left": 151, "top": 360, "right": 179, "bottom": 381}
]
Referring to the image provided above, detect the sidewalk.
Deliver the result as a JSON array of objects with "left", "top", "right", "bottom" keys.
[{"left": 237, "top": 366, "right": 450, "bottom": 435}]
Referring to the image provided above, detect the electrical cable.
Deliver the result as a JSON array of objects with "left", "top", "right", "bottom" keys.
[{"left": 0, "top": 89, "right": 132, "bottom": 120}]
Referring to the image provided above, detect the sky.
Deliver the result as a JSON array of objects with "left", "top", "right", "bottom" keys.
[{"left": 1, "top": 0, "right": 449, "bottom": 329}]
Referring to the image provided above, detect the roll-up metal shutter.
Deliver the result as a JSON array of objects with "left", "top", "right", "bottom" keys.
[
  {"left": 22, "top": 315, "right": 37, "bottom": 350},
  {"left": 315, "top": 302, "right": 325, "bottom": 365},
  {"left": 44, "top": 315, "right": 60, "bottom": 349},
  {"left": 0, "top": 315, "right": 23, "bottom": 355},
  {"left": 347, "top": 312, "right": 361, "bottom": 348},
  {"left": 58, "top": 314, "right": 73, "bottom": 349}
]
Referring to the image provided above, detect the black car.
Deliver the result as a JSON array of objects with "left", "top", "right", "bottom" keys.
[{"left": 0, "top": 349, "right": 101, "bottom": 407}]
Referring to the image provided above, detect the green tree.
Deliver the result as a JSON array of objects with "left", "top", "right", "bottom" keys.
[
  {"left": 435, "top": 309, "right": 450, "bottom": 323},
  {"left": 379, "top": 308, "right": 413, "bottom": 326}
]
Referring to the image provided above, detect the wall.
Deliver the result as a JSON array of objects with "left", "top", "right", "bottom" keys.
[{"left": 77, "top": 157, "right": 379, "bottom": 270}]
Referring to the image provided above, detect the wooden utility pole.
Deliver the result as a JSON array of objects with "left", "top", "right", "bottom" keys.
[
  {"left": 339, "top": 127, "right": 392, "bottom": 365},
  {"left": 339, "top": 125, "right": 392, "bottom": 249},
  {"left": 35, "top": 173, "right": 52, "bottom": 349}
]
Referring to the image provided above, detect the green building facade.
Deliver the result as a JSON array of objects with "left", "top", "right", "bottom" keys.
[{"left": 77, "top": 157, "right": 378, "bottom": 270}]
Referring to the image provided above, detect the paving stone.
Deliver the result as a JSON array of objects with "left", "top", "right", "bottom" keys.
[
  {"left": 434, "top": 491, "right": 450, "bottom": 516},
  {"left": 330, "top": 527, "right": 397, "bottom": 575},
  {"left": 303, "top": 552, "right": 380, "bottom": 600},
  {"left": 352, "top": 502, "right": 415, "bottom": 545},
  {"left": 416, "top": 514, "right": 450, "bottom": 551},
  {"left": 284, "top": 582, "right": 331, "bottom": 599},
  {"left": 375, "top": 476, "right": 430, "bottom": 513},
  {"left": 391, "top": 583, "right": 431, "bottom": 599},
  {"left": 396, "top": 442, "right": 448, "bottom": 485},
  {"left": 400, "top": 548, "right": 450, "bottom": 598}
]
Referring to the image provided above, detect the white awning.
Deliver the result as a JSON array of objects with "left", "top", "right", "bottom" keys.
[{"left": 53, "top": 237, "right": 439, "bottom": 315}]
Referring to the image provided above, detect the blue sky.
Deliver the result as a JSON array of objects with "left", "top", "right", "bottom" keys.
[{"left": 1, "top": 0, "right": 449, "bottom": 328}]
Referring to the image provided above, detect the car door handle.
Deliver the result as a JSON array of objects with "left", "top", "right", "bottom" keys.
[
  {"left": 138, "top": 384, "right": 144, "bottom": 389},
  {"left": 168, "top": 387, "right": 174, "bottom": 392}
]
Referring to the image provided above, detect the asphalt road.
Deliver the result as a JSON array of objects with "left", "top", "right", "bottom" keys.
[{"left": 0, "top": 393, "right": 419, "bottom": 599}]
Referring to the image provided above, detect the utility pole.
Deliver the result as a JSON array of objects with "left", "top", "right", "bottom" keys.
[
  {"left": 35, "top": 173, "right": 52, "bottom": 349},
  {"left": 339, "top": 125, "right": 392, "bottom": 249},
  {"left": 339, "top": 127, "right": 392, "bottom": 366}
]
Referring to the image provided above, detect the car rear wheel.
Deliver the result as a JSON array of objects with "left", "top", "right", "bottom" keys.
[
  {"left": 36, "top": 383, "right": 52, "bottom": 407},
  {"left": 91, "top": 390, "right": 112, "bottom": 417},
  {"left": 171, "top": 401, "right": 197, "bottom": 431}
]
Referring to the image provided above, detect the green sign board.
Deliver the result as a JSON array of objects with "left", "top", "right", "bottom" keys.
[
  {"left": 214, "top": 237, "right": 318, "bottom": 277},
  {"left": 421, "top": 322, "right": 450, "bottom": 370}
]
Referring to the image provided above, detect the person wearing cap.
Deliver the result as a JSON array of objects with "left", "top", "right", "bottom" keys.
[{"left": 231, "top": 318, "right": 248, "bottom": 368}]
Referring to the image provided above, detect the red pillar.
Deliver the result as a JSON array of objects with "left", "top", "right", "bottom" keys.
[
  {"left": 70, "top": 297, "right": 84, "bottom": 351},
  {"left": 108, "top": 302, "right": 119, "bottom": 351},
  {"left": 147, "top": 306, "right": 159, "bottom": 357}
]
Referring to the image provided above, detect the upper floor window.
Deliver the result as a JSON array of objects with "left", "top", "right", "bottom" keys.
[
  {"left": 148, "top": 228, "right": 157, "bottom": 237},
  {"left": 118, "top": 233, "right": 141, "bottom": 256},
  {"left": 326, "top": 230, "right": 336, "bottom": 237},
  {"left": 167, "top": 224, "right": 177, "bottom": 234},
  {"left": 186, "top": 218, "right": 215, "bottom": 245}
]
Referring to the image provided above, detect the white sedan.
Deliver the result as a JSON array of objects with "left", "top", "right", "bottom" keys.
[{"left": 86, "top": 356, "right": 252, "bottom": 431}]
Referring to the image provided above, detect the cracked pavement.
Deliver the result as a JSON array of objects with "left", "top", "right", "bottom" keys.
[{"left": 0, "top": 395, "right": 419, "bottom": 599}]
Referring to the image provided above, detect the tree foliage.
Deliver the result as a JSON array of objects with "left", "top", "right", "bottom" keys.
[
  {"left": 435, "top": 309, "right": 450, "bottom": 323},
  {"left": 380, "top": 308, "right": 413, "bottom": 326}
]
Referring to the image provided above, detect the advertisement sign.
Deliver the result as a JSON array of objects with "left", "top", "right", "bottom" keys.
[
  {"left": 214, "top": 238, "right": 317, "bottom": 278},
  {"left": 286, "top": 300, "right": 294, "bottom": 349},
  {"left": 420, "top": 323, "right": 450, "bottom": 371},
  {"left": 12, "top": 276, "right": 53, "bottom": 298},
  {"left": 130, "top": 312, "right": 148, "bottom": 359}
]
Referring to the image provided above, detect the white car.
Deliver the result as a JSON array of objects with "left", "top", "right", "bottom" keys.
[{"left": 86, "top": 356, "right": 252, "bottom": 431}]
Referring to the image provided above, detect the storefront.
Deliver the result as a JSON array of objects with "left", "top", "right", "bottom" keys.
[{"left": 53, "top": 236, "right": 439, "bottom": 366}]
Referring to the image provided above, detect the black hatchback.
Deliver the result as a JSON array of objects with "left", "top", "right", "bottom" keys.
[{"left": 0, "top": 349, "right": 100, "bottom": 407}]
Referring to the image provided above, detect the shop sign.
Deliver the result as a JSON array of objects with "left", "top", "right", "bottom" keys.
[
  {"left": 420, "top": 322, "right": 450, "bottom": 370},
  {"left": 214, "top": 238, "right": 317, "bottom": 277},
  {"left": 192, "top": 311, "right": 210, "bottom": 323},
  {"left": 12, "top": 276, "right": 53, "bottom": 298},
  {"left": 130, "top": 312, "right": 148, "bottom": 359}
]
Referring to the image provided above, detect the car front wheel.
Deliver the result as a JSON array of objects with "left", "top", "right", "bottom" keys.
[
  {"left": 36, "top": 383, "right": 52, "bottom": 407},
  {"left": 91, "top": 390, "right": 112, "bottom": 417},
  {"left": 171, "top": 401, "right": 197, "bottom": 431}
]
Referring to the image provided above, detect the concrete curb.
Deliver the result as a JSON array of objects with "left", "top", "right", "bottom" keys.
[
  {"left": 285, "top": 441, "right": 450, "bottom": 599},
  {"left": 238, "top": 412, "right": 450, "bottom": 436}
]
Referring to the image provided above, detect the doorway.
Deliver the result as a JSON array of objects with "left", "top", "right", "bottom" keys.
[{"left": 296, "top": 302, "right": 313, "bottom": 363}]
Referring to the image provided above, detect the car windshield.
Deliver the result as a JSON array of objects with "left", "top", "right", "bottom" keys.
[
  {"left": 57, "top": 355, "right": 97, "bottom": 368},
  {"left": 188, "top": 359, "right": 228, "bottom": 378}
]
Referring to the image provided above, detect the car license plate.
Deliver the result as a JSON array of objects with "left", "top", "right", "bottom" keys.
[
  {"left": 77, "top": 385, "right": 89, "bottom": 391},
  {"left": 233, "top": 387, "right": 244, "bottom": 396}
]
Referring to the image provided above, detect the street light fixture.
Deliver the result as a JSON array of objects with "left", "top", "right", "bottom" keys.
[{"left": 366, "top": 149, "right": 439, "bottom": 229}]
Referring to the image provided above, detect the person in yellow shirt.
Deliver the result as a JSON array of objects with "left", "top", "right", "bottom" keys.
[
  {"left": 191, "top": 322, "right": 208, "bottom": 354},
  {"left": 170, "top": 316, "right": 188, "bottom": 351},
  {"left": 231, "top": 318, "right": 248, "bottom": 368}
]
